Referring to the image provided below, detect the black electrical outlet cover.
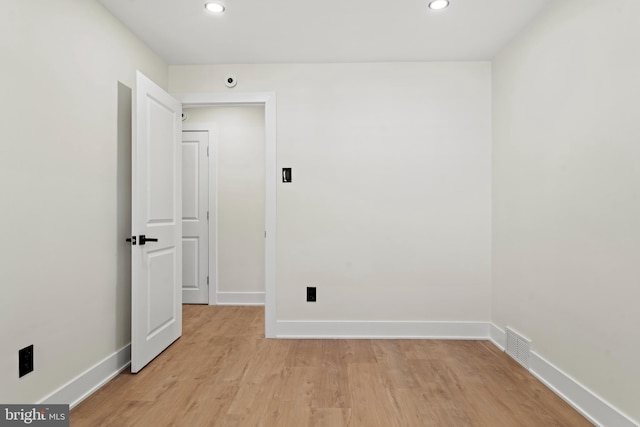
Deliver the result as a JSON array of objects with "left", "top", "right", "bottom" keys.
[
  {"left": 19, "top": 345, "right": 34, "bottom": 378},
  {"left": 307, "top": 286, "right": 316, "bottom": 302}
]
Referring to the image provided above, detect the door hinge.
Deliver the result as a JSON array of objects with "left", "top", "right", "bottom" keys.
[
  {"left": 207, "top": 146, "right": 209, "bottom": 157},
  {"left": 207, "top": 211, "right": 209, "bottom": 221},
  {"left": 264, "top": 230, "right": 267, "bottom": 238},
  {"left": 207, "top": 276, "right": 209, "bottom": 285}
]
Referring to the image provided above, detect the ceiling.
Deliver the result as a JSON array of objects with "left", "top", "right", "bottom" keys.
[{"left": 97, "top": 0, "right": 552, "bottom": 65}]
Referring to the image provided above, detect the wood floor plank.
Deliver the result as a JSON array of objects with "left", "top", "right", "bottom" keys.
[
  {"left": 346, "top": 362, "right": 401, "bottom": 427},
  {"left": 71, "top": 306, "right": 593, "bottom": 427},
  {"left": 373, "top": 340, "right": 421, "bottom": 389},
  {"left": 309, "top": 408, "right": 352, "bottom": 427}
]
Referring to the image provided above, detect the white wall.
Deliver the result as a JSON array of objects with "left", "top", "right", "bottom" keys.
[
  {"left": 0, "top": 0, "right": 167, "bottom": 403},
  {"left": 493, "top": 0, "right": 640, "bottom": 422},
  {"left": 170, "top": 63, "right": 492, "bottom": 321},
  {"left": 183, "top": 107, "right": 266, "bottom": 296}
]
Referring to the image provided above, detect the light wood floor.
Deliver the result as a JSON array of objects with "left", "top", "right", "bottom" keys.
[{"left": 71, "top": 306, "right": 591, "bottom": 426}]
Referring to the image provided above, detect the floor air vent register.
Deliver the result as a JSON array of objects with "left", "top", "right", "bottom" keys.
[{"left": 505, "top": 327, "right": 531, "bottom": 369}]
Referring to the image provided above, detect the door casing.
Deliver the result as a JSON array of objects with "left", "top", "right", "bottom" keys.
[{"left": 174, "top": 92, "right": 277, "bottom": 338}]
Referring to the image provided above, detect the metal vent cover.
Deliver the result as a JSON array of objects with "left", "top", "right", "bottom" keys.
[{"left": 506, "top": 327, "right": 531, "bottom": 369}]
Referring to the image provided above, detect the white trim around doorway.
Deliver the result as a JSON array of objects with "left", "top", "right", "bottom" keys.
[{"left": 174, "top": 92, "right": 277, "bottom": 338}]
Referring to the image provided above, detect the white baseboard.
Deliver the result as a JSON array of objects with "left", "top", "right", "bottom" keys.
[
  {"left": 39, "top": 344, "right": 130, "bottom": 409},
  {"left": 276, "top": 320, "right": 490, "bottom": 339},
  {"left": 489, "top": 323, "right": 506, "bottom": 350},
  {"left": 530, "top": 352, "right": 637, "bottom": 427},
  {"left": 216, "top": 292, "right": 265, "bottom": 305},
  {"left": 489, "top": 325, "right": 637, "bottom": 427}
]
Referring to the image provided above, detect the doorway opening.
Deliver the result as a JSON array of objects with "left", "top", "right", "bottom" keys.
[
  {"left": 182, "top": 105, "right": 266, "bottom": 306},
  {"left": 175, "top": 92, "right": 277, "bottom": 338}
]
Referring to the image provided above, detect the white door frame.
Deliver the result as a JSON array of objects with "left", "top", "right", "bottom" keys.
[{"left": 174, "top": 92, "right": 277, "bottom": 338}]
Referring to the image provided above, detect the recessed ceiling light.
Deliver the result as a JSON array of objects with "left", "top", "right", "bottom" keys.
[
  {"left": 428, "top": 0, "right": 449, "bottom": 10},
  {"left": 205, "top": 2, "right": 225, "bottom": 13}
]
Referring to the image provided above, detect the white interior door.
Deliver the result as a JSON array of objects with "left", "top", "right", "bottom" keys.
[
  {"left": 182, "top": 130, "right": 209, "bottom": 304},
  {"left": 131, "top": 71, "right": 182, "bottom": 373}
]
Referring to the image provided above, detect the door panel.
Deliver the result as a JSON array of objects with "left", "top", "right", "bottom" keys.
[
  {"left": 147, "top": 248, "right": 176, "bottom": 335},
  {"left": 182, "top": 142, "right": 199, "bottom": 220},
  {"left": 182, "top": 238, "right": 198, "bottom": 288},
  {"left": 182, "top": 130, "right": 209, "bottom": 304},
  {"left": 132, "top": 71, "right": 182, "bottom": 373},
  {"left": 148, "top": 100, "right": 177, "bottom": 222}
]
